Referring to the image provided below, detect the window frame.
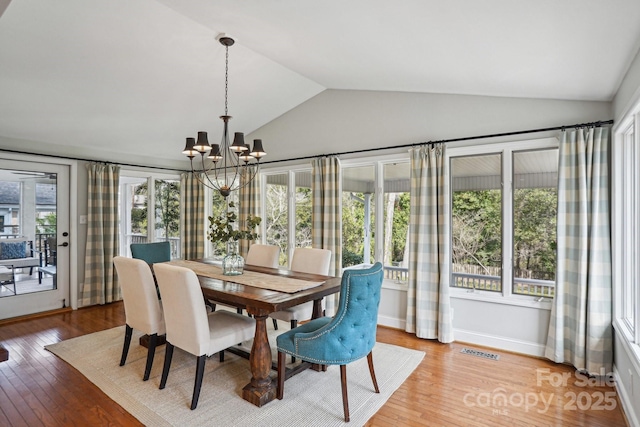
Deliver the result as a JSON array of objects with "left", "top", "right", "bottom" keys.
[
  {"left": 446, "top": 137, "right": 558, "bottom": 309},
  {"left": 259, "top": 165, "right": 313, "bottom": 268},
  {"left": 119, "top": 169, "right": 182, "bottom": 259},
  {"left": 613, "top": 113, "right": 640, "bottom": 344}
]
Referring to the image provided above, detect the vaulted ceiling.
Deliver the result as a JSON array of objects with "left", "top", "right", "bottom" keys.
[{"left": 1, "top": 0, "right": 639, "bottom": 165}]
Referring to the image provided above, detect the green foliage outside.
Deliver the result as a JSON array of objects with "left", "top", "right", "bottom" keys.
[
  {"left": 154, "top": 180, "right": 180, "bottom": 240},
  {"left": 131, "top": 183, "right": 147, "bottom": 235},
  {"left": 341, "top": 192, "right": 371, "bottom": 267},
  {"left": 129, "top": 180, "right": 180, "bottom": 241},
  {"left": 389, "top": 193, "right": 410, "bottom": 264},
  {"left": 452, "top": 188, "right": 557, "bottom": 280},
  {"left": 265, "top": 183, "right": 288, "bottom": 265},
  {"left": 452, "top": 189, "right": 502, "bottom": 270},
  {"left": 36, "top": 212, "right": 57, "bottom": 234}
]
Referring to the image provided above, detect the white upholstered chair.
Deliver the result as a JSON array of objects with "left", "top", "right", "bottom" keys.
[
  {"left": 270, "top": 248, "right": 331, "bottom": 331},
  {"left": 113, "top": 256, "right": 166, "bottom": 381},
  {"left": 153, "top": 263, "right": 256, "bottom": 410},
  {"left": 244, "top": 244, "right": 280, "bottom": 268}
]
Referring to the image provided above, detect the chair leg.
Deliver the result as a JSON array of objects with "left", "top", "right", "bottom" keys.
[
  {"left": 143, "top": 333, "right": 158, "bottom": 381},
  {"left": 236, "top": 307, "right": 243, "bottom": 314},
  {"left": 120, "top": 324, "right": 133, "bottom": 366},
  {"left": 159, "top": 343, "right": 174, "bottom": 389},
  {"left": 219, "top": 350, "right": 225, "bottom": 362},
  {"left": 340, "top": 365, "right": 350, "bottom": 422},
  {"left": 191, "top": 355, "right": 206, "bottom": 410},
  {"left": 272, "top": 318, "right": 278, "bottom": 330},
  {"left": 367, "top": 351, "right": 380, "bottom": 393},
  {"left": 290, "top": 320, "right": 298, "bottom": 363},
  {"left": 277, "top": 351, "right": 286, "bottom": 400}
]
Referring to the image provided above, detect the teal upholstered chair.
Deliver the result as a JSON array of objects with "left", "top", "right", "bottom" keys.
[
  {"left": 276, "top": 262, "right": 384, "bottom": 422},
  {"left": 130, "top": 241, "right": 171, "bottom": 264}
]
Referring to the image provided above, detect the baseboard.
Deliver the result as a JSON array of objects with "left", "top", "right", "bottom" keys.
[
  {"left": 378, "top": 314, "right": 406, "bottom": 330},
  {"left": 0, "top": 307, "right": 72, "bottom": 326},
  {"left": 614, "top": 365, "right": 638, "bottom": 427},
  {"left": 454, "top": 328, "right": 546, "bottom": 357}
]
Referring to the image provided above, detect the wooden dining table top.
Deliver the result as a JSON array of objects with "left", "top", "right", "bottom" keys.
[{"left": 183, "top": 259, "right": 342, "bottom": 317}]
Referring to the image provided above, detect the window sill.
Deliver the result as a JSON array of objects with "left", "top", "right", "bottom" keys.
[{"left": 450, "top": 289, "right": 553, "bottom": 310}]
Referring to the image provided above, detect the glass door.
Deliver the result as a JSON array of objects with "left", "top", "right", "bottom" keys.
[{"left": 0, "top": 160, "right": 70, "bottom": 319}]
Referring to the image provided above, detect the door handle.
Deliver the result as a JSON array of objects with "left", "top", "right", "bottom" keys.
[{"left": 58, "top": 242, "right": 69, "bottom": 247}]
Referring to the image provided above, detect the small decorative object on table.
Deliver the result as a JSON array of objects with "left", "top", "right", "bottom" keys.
[{"left": 208, "top": 201, "right": 261, "bottom": 276}]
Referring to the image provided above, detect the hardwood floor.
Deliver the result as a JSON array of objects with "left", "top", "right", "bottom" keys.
[{"left": 0, "top": 303, "right": 629, "bottom": 426}]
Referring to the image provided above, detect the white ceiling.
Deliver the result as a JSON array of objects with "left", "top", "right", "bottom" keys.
[{"left": 1, "top": 0, "right": 639, "bottom": 165}]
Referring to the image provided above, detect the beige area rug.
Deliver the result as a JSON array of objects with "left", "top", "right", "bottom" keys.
[{"left": 45, "top": 324, "right": 424, "bottom": 427}]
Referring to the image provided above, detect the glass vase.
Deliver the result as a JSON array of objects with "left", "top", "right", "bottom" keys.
[{"left": 222, "top": 240, "right": 244, "bottom": 276}]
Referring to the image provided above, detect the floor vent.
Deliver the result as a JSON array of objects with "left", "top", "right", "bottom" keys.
[{"left": 460, "top": 348, "right": 500, "bottom": 361}]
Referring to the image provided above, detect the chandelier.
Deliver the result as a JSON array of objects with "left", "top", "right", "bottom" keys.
[{"left": 182, "top": 35, "right": 266, "bottom": 198}]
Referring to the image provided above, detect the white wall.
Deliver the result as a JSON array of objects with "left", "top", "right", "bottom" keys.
[
  {"left": 252, "top": 89, "right": 610, "bottom": 357},
  {"left": 251, "top": 89, "right": 610, "bottom": 163}
]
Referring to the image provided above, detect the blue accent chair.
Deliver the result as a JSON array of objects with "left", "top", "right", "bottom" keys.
[
  {"left": 276, "top": 262, "right": 384, "bottom": 422},
  {"left": 130, "top": 241, "right": 171, "bottom": 264}
]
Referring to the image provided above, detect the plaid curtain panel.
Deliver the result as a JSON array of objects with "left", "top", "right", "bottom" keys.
[
  {"left": 406, "top": 144, "right": 453, "bottom": 343},
  {"left": 311, "top": 156, "right": 342, "bottom": 315},
  {"left": 80, "top": 163, "right": 120, "bottom": 306},
  {"left": 239, "top": 166, "right": 261, "bottom": 257},
  {"left": 180, "top": 172, "right": 205, "bottom": 260},
  {"left": 545, "top": 126, "right": 613, "bottom": 375}
]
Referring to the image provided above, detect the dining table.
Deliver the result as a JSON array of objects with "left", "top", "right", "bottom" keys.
[{"left": 166, "top": 259, "right": 342, "bottom": 407}]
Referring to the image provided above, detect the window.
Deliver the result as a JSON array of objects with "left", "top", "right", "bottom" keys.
[
  {"left": 119, "top": 173, "right": 181, "bottom": 259},
  {"left": 265, "top": 172, "right": 289, "bottom": 266},
  {"left": 451, "top": 153, "right": 503, "bottom": 292},
  {"left": 262, "top": 156, "right": 411, "bottom": 284},
  {"left": 342, "top": 165, "right": 376, "bottom": 267},
  {"left": 449, "top": 140, "right": 558, "bottom": 300},
  {"left": 382, "top": 162, "right": 410, "bottom": 284},
  {"left": 512, "top": 150, "right": 557, "bottom": 297},
  {"left": 294, "top": 171, "right": 312, "bottom": 249}
]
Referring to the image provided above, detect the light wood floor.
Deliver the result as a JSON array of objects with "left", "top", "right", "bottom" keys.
[{"left": 0, "top": 303, "right": 629, "bottom": 426}]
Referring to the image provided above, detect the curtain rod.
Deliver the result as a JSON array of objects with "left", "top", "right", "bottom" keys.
[
  {"left": 0, "top": 119, "right": 613, "bottom": 171},
  {"left": 0, "top": 148, "right": 187, "bottom": 173},
  {"left": 259, "top": 119, "right": 614, "bottom": 166}
]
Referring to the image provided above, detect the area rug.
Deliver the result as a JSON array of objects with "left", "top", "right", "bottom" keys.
[{"left": 45, "top": 325, "right": 424, "bottom": 426}]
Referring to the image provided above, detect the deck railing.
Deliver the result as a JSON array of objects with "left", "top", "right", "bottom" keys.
[{"left": 343, "top": 263, "right": 555, "bottom": 297}]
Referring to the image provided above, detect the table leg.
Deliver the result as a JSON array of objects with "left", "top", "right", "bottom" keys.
[
  {"left": 242, "top": 313, "right": 276, "bottom": 406},
  {"left": 310, "top": 298, "right": 327, "bottom": 371}
]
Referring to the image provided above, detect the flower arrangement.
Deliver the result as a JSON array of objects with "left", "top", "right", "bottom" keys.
[{"left": 207, "top": 201, "right": 261, "bottom": 244}]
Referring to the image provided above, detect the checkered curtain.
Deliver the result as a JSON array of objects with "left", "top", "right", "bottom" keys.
[
  {"left": 80, "top": 163, "right": 120, "bottom": 306},
  {"left": 545, "top": 126, "right": 612, "bottom": 375},
  {"left": 180, "top": 172, "right": 205, "bottom": 260},
  {"left": 405, "top": 144, "right": 453, "bottom": 343},
  {"left": 239, "top": 166, "right": 261, "bottom": 257},
  {"left": 311, "top": 156, "right": 342, "bottom": 315}
]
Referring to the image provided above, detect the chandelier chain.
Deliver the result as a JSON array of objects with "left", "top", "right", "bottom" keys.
[{"left": 224, "top": 44, "right": 229, "bottom": 116}]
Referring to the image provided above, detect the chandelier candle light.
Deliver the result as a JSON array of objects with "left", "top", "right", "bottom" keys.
[{"left": 182, "top": 34, "right": 266, "bottom": 198}]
